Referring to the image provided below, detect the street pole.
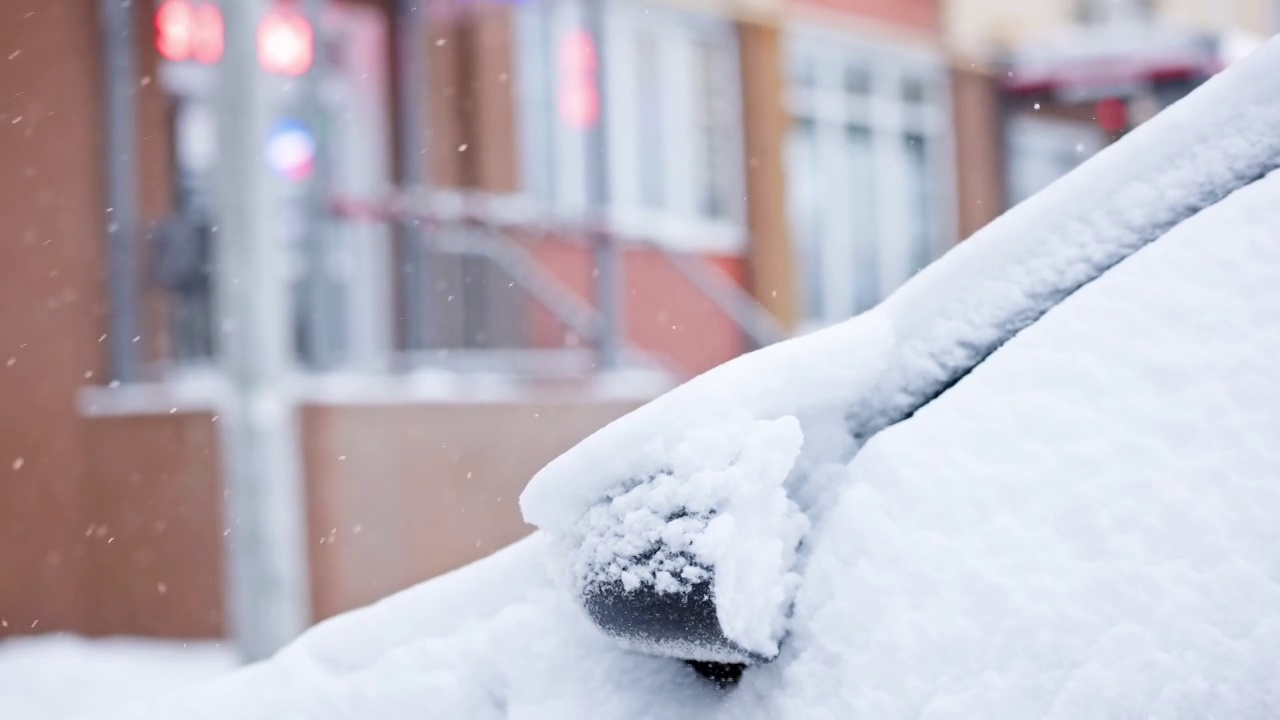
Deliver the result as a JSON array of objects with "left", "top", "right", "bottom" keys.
[
  {"left": 396, "top": 0, "right": 432, "bottom": 353},
  {"left": 301, "top": 0, "right": 337, "bottom": 370},
  {"left": 214, "top": 0, "right": 312, "bottom": 663},
  {"left": 582, "top": 0, "right": 622, "bottom": 369},
  {"left": 98, "top": 0, "right": 141, "bottom": 383}
]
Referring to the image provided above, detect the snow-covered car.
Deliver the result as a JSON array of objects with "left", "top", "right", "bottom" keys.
[{"left": 91, "top": 37, "right": 1280, "bottom": 720}]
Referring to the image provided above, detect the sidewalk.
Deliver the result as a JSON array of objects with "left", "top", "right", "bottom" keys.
[{"left": 0, "top": 635, "right": 235, "bottom": 719}]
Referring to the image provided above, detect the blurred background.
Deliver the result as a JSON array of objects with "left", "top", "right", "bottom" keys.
[{"left": 0, "top": 0, "right": 1270, "bottom": 699}]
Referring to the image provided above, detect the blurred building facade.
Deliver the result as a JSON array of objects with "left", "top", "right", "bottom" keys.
[
  {"left": 0, "top": 0, "right": 1268, "bottom": 644},
  {"left": 946, "top": 0, "right": 1271, "bottom": 214}
]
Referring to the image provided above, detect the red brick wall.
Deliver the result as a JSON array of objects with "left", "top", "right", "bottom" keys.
[
  {"left": 0, "top": 0, "right": 106, "bottom": 637},
  {"left": 81, "top": 413, "right": 225, "bottom": 638},
  {"left": 525, "top": 241, "right": 748, "bottom": 377}
]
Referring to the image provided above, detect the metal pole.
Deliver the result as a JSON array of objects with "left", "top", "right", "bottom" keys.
[
  {"left": 98, "top": 0, "right": 141, "bottom": 383},
  {"left": 396, "top": 0, "right": 432, "bottom": 351},
  {"left": 301, "top": 0, "right": 337, "bottom": 370},
  {"left": 582, "top": 0, "right": 622, "bottom": 369},
  {"left": 214, "top": 0, "right": 312, "bottom": 662}
]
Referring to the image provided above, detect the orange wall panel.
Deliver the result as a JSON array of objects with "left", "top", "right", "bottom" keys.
[
  {"left": 739, "top": 21, "right": 799, "bottom": 331},
  {"left": 951, "top": 66, "right": 1005, "bottom": 240}
]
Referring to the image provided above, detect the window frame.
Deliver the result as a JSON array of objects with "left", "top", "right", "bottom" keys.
[
  {"left": 785, "top": 28, "right": 956, "bottom": 327},
  {"left": 514, "top": 0, "right": 748, "bottom": 255}
]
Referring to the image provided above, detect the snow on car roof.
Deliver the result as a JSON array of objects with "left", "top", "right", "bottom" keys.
[{"left": 88, "top": 35, "right": 1280, "bottom": 720}]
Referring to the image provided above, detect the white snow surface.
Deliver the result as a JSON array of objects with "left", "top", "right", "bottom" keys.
[
  {"left": 0, "top": 635, "right": 234, "bottom": 719},
  {"left": 86, "top": 37, "right": 1280, "bottom": 720}
]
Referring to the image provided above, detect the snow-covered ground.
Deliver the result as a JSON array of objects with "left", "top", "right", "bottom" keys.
[
  {"left": 83, "top": 34, "right": 1280, "bottom": 720},
  {"left": 0, "top": 635, "right": 235, "bottom": 719}
]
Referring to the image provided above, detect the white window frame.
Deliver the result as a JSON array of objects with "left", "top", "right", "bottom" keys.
[
  {"left": 514, "top": 0, "right": 747, "bottom": 254},
  {"left": 785, "top": 29, "right": 956, "bottom": 327}
]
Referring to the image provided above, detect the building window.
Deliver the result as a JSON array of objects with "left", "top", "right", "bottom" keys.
[
  {"left": 1075, "top": 0, "right": 1156, "bottom": 26},
  {"left": 785, "top": 34, "right": 953, "bottom": 325},
  {"left": 148, "top": 3, "right": 395, "bottom": 374},
  {"left": 514, "top": 0, "right": 746, "bottom": 253},
  {"left": 1005, "top": 114, "right": 1104, "bottom": 205}
]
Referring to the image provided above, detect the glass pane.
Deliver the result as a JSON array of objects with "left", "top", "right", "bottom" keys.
[
  {"left": 846, "top": 125, "right": 879, "bottom": 313},
  {"left": 1006, "top": 115, "right": 1103, "bottom": 204},
  {"left": 787, "top": 118, "right": 825, "bottom": 319},
  {"left": 635, "top": 29, "right": 665, "bottom": 210},
  {"left": 903, "top": 132, "right": 934, "bottom": 281},
  {"left": 901, "top": 76, "right": 927, "bottom": 104},
  {"left": 694, "top": 38, "right": 731, "bottom": 219},
  {"left": 516, "top": 5, "right": 555, "bottom": 209},
  {"left": 791, "top": 50, "right": 817, "bottom": 88},
  {"left": 844, "top": 63, "right": 871, "bottom": 96}
]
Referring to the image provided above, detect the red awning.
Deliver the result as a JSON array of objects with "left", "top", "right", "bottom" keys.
[{"left": 1001, "top": 27, "right": 1223, "bottom": 99}]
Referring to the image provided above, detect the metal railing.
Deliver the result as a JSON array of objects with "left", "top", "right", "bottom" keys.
[
  {"left": 137, "top": 188, "right": 787, "bottom": 381},
  {"left": 330, "top": 188, "right": 789, "bottom": 349}
]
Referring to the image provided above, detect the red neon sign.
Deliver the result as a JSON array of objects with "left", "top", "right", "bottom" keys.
[
  {"left": 257, "top": 9, "right": 314, "bottom": 77},
  {"left": 155, "top": 0, "right": 195, "bottom": 61},
  {"left": 193, "top": 3, "right": 225, "bottom": 64},
  {"left": 1095, "top": 96, "right": 1129, "bottom": 134},
  {"left": 155, "top": 0, "right": 223, "bottom": 64},
  {"left": 558, "top": 30, "right": 599, "bottom": 129}
]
